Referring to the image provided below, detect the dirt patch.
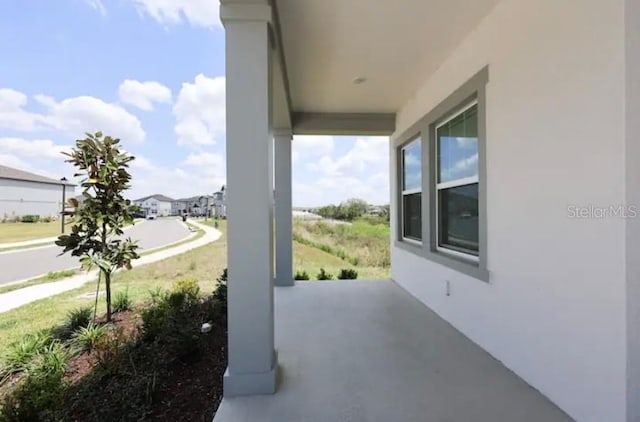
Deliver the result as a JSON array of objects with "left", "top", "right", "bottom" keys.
[{"left": 61, "top": 305, "right": 227, "bottom": 421}]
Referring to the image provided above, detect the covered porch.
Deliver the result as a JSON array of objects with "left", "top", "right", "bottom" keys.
[
  {"left": 214, "top": 280, "right": 571, "bottom": 421},
  {"left": 218, "top": 0, "right": 639, "bottom": 420}
]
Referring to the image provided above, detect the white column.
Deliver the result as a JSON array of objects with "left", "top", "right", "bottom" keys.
[
  {"left": 274, "top": 130, "right": 294, "bottom": 287},
  {"left": 221, "top": 2, "right": 277, "bottom": 396}
]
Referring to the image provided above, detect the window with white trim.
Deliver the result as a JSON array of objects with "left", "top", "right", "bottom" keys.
[
  {"left": 435, "top": 101, "right": 479, "bottom": 259},
  {"left": 401, "top": 138, "right": 422, "bottom": 242}
]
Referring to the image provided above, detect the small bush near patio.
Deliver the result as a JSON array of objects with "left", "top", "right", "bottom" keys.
[
  {"left": 64, "top": 307, "right": 93, "bottom": 333},
  {"left": 337, "top": 269, "right": 359, "bottom": 280},
  {"left": 294, "top": 270, "right": 310, "bottom": 280},
  {"left": 72, "top": 324, "right": 109, "bottom": 353},
  {"left": 0, "top": 330, "right": 54, "bottom": 378},
  {"left": 317, "top": 268, "right": 334, "bottom": 280},
  {"left": 0, "top": 270, "right": 229, "bottom": 422},
  {"left": 112, "top": 288, "right": 132, "bottom": 313}
]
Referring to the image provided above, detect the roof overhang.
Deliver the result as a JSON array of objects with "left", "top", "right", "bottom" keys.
[{"left": 221, "top": 0, "right": 500, "bottom": 135}]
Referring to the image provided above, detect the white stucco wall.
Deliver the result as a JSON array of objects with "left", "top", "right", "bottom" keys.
[
  {"left": 133, "top": 198, "right": 172, "bottom": 216},
  {"left": 0, "top": 179, "right": 73, "bottom": 219},
  {"left": 390, "top": 1, "right": 627, "bottom": 420}
]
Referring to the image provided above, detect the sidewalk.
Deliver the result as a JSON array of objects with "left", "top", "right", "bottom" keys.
[
  {"left": 0, "top": 235, "right": 59, "bottom": 250},
  {"left": 0, "top": 220, "right": 221, "bottom": 313}
]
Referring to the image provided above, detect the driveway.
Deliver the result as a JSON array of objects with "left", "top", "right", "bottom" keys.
[{"left": 0, "top": 218, "right": 191, "bottom": 285}]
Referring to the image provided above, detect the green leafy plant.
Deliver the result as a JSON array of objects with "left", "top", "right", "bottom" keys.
[
  {"left": 91, "top": 326, "right": 127, "bottom": 372},
  {"left": 56, "top": 132, "right": 140, "bottom": 322},
  {"left": 149, "top": 286, "right": 165, "bottom": 304},
  {"left": 1, "top": 330, "right": 54, "bottom": 377},
  {"left": 166, "top": 279, "right": 200, "bottom": 311},
  {"left": 20, "top": 215, "right": 40, "bottom": 223},
  {"left": 337, "top": 269, "right": 359, "bottom": 280},
  {"left": 65, "top": 307, "right": 93, "bottom": 332},
  {"left": 113, "top": 288, "right": 132, "bottom": 313},
  {"left": 29, "top": 342, "right": 69, "bottom": 379},
  {"left": 73, "top": 323, "right": 109, "bottom": 353},
  {"left": 317, "top": 268, "right": 334, "bottom": 280},
  {"left": 294, "top": 270, "right": 310, "bottom": 280}
]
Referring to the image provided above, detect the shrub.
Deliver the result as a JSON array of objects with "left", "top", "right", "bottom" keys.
[
  {"left": 73, "top": 323, "right": 109, "bottom": 352},
  {"left": 294, "top": 270, "right": 310, "bottom": 280},
  {"left": 65, "top": 307, "right": 93, "bottom": 332},
  {"left": 91, "top": 326, "right": 127, "bottom": 372},
  {"left": 337, "top": 269, "right": 359, "bottom": 280},
  {"left": 0, "top": 366, "right": 65, "bottom": 421},
  {"left": 21, "top": 215, "right": 40, "bottom": 223},
  {"left": 113, "top": 288, "right": 132, "bottom": 313},
  {"left": 1, "top": 330, "right": 54, "bottom": 377},
  {"left": 29, "top": 342, "right": 69, "bottom": 379},
  {"left": 166, "top": 279, "right": 200, "bottom": 311},
  {"left": 149, "top": 286, "right": 165, "bottom": 304},
  {"left": 140, "top": 305, "right": 168, "bottom": 342},
  {"left": 41, "top": 216, "right": 54, "bottom": 223},
  {"left": 317, "top": 268, "right": 334, "bottom": 280}
]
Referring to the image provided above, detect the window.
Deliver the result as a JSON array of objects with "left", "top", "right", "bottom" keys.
[
  {"left": 401, "top": 138, "right": 422, "bottom": 242},
  {"left": 435, "top": 101, "right": 479, "bottom": 259},
  {"left": 393, "top": 67, "right": 488, "bottom": 281}
]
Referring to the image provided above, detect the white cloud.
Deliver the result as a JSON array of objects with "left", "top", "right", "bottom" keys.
[
  {"left": 0, "top": 138, "right": 76, "bottom": 181},
  {"left": 308, "top": 137, "right": 388, "bottom": 177},
  {"left": 131, "top": 0, "right": 220, "bottom": 28},
  {"left": 85, "top": 0, "right": 107, "bottom": 16},
  {"left": 129, "top": 152, "right": 226, "bottom": 199},
  {"left": 173, "top": 74, "right": 225, "bottom": 147},
  {"left": 0, "top": 89, "right": 41, "bottom": 131},
  {"left": 0, "top": 88, "right": 146, "bottom": 143},
  {"left": 182, "top": 152, "right": 225, "bottom": 168},
  {"left": 41, "top": 96, "right": 146, "bottom": 143},
  {"left": 293, "top": 172, "right": 389, "bottom": 207},
  {"left": 0, "top": 138, "right": 71, "bottom": 159},
  {"left": 292, "top": 136, "right": 390, "bottom": 207},
  {"left": 118, "top": 80, "right": 172, "bottom": 111},
  {"left": 292, "top": 135, "right": 334, "bottom": 163}
]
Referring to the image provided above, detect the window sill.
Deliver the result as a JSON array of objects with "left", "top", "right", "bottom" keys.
[{"left": 393, "top": 240, "right": 490, "bottom": 283}]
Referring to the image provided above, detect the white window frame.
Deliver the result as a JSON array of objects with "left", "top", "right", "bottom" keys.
[
  {"left": 434, "top": 100, "right": 479, "bottom": 262},
  {"left": 401, "top": 138, "right": 422, "bottom": 244}
]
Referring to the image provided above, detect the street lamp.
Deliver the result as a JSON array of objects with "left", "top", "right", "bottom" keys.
[{"left": 60, "top": 177, "right": 67, "bottom": 234}]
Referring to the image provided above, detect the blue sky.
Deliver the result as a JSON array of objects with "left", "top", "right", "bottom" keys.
[{"left": 0, "top": 0, "right": 389, "bottom": 207}]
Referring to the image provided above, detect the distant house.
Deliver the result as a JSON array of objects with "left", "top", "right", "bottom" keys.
[
  {"left": 132, "top": 194, "right": 174, "bottom": 217},
  {"left": 0, "top": 165, "right": 75, "bottom": 220},
  {"left": 213, "top": 186, "right": 226, "bottom": 218},
  {"left": 173, "top": 195, "right": 217, "bottom": 217}
]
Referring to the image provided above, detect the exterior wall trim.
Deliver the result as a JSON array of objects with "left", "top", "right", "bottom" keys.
[
  {"left": 292, "top": 112, "right": 396, "bottom": 136},
  {"left": 393, "top": 66, "right": 490, "bottom": 282}
]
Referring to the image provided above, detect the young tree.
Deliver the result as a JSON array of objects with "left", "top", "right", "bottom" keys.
[{"left": 56, "top": 132, "right": 140, "bottom": 322}]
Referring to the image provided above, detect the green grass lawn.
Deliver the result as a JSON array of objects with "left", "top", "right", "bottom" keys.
[
  {"left": 0, "top": 218, "right": 389, "bottom": 350},
  {"left": 293, "top": 218, "right": 391, "bottom": 271},
  {"left": 0, "top": 220, "right": 63, "bottom": 243}
]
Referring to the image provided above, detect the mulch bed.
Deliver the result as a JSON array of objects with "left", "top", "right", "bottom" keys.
[{"left": 62, "top": 307, "right": 228, "bottom": 422}]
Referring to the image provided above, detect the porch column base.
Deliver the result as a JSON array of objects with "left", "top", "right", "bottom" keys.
[{"left": 223, "top": 350, "right": 279, "bottom": 396}]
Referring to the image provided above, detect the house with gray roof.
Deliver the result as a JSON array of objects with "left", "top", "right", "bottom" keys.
[
  {"left": 0, "top": 165, "right": 75, "bottom": 221},
  {"left": 132, "top": 194, "right": 174, "bottom": 218}
]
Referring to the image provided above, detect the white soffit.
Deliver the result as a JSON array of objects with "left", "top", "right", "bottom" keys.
[{"left": 276, "top": 0, "right": 500, "bottom": 114}]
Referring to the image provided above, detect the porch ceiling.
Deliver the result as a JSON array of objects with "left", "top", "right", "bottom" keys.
[{"left": 276, "top": 0, "right": 500, "bottom": 114}]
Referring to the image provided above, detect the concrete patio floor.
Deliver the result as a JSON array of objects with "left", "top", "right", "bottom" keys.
[{"left": 214, "top": 280, "right": 573, "bottom": 422}]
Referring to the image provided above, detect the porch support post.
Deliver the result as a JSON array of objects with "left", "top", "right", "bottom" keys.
[
  {"left": 221, "top": 2, "right": 277, "bottom": 396},
  {"left": 274, "top": 129, "right": 294, "bottom": 287}
]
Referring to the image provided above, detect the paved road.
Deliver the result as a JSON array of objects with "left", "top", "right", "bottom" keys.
[{"left": 0, "top": 218, "right": 191, "bottom": 285}]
